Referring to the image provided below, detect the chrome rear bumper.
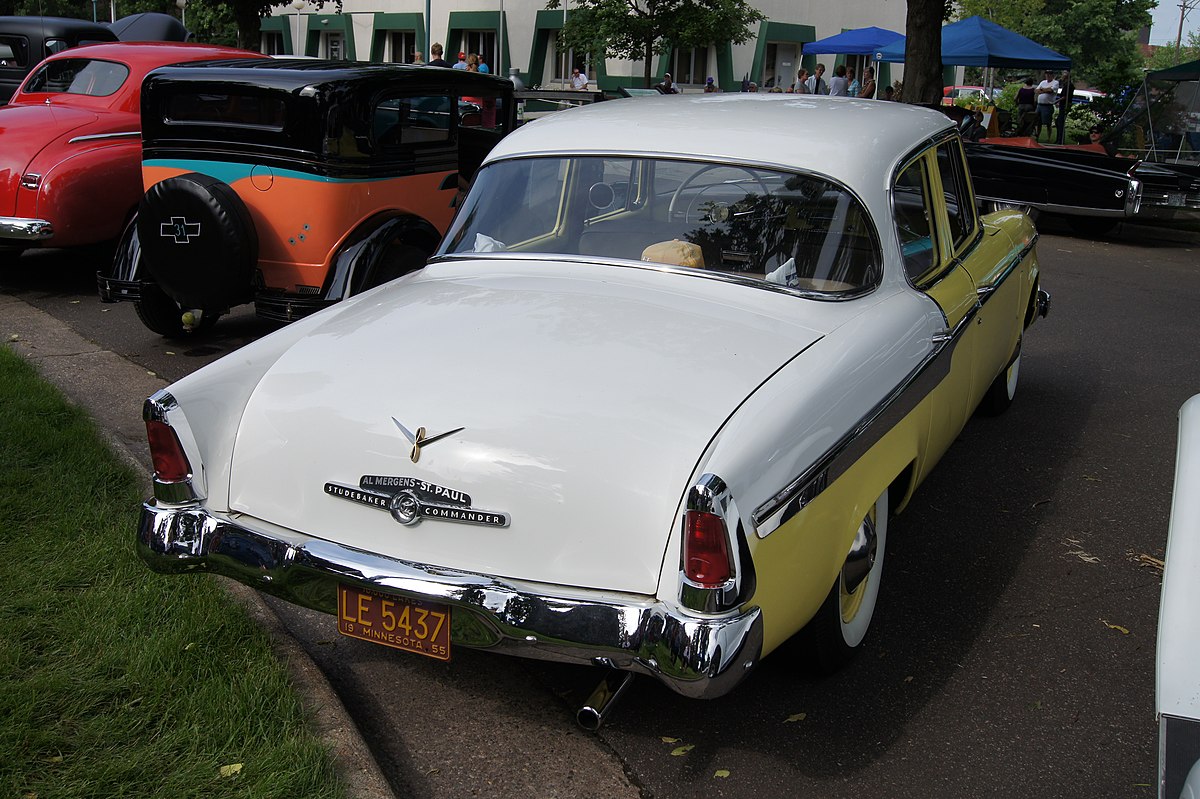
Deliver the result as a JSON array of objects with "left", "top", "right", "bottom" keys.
[
  {"left": 137, "top": 500, "right": 763, "bottom": 699},
  {"left": 0, "top": 217, "right": 53, "bottom": 241}
]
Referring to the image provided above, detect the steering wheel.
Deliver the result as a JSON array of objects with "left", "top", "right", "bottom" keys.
[{"left": 668, "top": 165, "right": 769, "bottom": 224}]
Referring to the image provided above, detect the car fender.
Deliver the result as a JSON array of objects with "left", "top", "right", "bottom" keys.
[
  {"left": 660, "top": 287, "right": 946, "bottom": 654},
  {"left": 321, "top": 213, "right": 442, "bottom": 301},
  {"left": 29, "top": 136, "right": 142, "bottom": 247}
]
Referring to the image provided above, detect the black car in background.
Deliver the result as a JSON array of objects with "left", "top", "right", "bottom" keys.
[
  {"left": 0, "top": 17, "right": 117, "bottom": 102},
  {"left": 0, "top": 13, "right": 189, "bottom": 103}
]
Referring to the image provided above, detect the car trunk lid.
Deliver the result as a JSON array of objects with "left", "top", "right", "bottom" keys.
[{"left": 227, "top": 261, "right": 829, "bottom": 594}]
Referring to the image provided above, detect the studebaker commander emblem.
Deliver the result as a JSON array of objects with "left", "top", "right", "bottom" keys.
[
  {"left": 324, "top": 476, "right": 510, "bottom": 528},
  {"left": 392, "top": 416, "right": 464, "bottom": 463}
]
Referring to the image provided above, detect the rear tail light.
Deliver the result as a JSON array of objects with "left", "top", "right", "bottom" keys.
[
  {"left": 683, "top": 510, "right": 732, "bottom": 587},
  {"left": 146, "top": 419, "right": 192, "bottom": 483}
]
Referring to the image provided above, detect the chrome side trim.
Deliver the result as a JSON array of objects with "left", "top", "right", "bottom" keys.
[
  {"left": 68, "top": 130, "right": 140, "bottom": 144},
  {"left": 752, "top": 231, "right": 1038, "bottom": 537},
  {"left": 974, "top": 195, "right": 1129, "bottom": 219},
  {"left": 751, "top": 306, "right": 969, "bottom": 537},
  {"left": 137, "top": 502, "right": 764, "bottom": 699},
  {"left": 0, "top": 217, "right": 54, "bottom": 241}
]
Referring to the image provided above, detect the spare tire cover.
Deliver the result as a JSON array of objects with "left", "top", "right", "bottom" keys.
[{"left": 138, "top": 172, "right": 258, "bottom": 309}]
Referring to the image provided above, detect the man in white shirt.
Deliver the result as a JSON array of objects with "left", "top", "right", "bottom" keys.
[
  {"left": 1035, "top": 70, "right": 1058, "bottom": 139},
  {"left": 571, "top": 67, "right": 588, "bottom": 90},
  {"left": 806, "top": 64, "right": 827, "bottom": 95}
]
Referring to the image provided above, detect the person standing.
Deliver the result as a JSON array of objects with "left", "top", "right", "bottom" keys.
[
  {"left": 477, "top": 54, "right": 489, "bottom": 74},
  {"left": 846, "top": 66, "right": 860, "bottom": 98},
  {"left": 858, "top": 66, "right": 876, "bottom": 98},
  {"left": 428, "top": 43, "right": 450, "bottom": 68},
  {"left": 806, "top": 64, "right": 827, "bottom": 95},
  {"left": 453, "top": 51, "right": 468, "bottom": 70},
  {"left": 828, "top": 64, "right": 848, "bottom": 96},
  {"left": 794, "top": 68, "right": 810, "bottom": 93},
  {"left": 1035, "top": 69, "right": 1058, "bottom": 141},
  {"left": 1055, "top": 70, "right": 1074, "bottom": 144}
]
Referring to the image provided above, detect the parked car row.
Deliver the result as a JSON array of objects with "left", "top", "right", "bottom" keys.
[{"left": 1, "top": 41, "right": 1191, "bottom": 744}]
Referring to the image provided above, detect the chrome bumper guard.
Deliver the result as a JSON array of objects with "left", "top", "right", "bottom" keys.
[
  {"left": 138, "top": 500, "right": 763, "bottom": 699},
  {"left": 0, "top": 217, "right": 53, "bottom": 241},
  {"left": 1036, "top": 288, "right": 1051, "bottom": 319}
]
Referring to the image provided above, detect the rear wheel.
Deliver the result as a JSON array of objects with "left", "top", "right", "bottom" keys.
[
  {"left": 134, "top": 283, "right": 220, "bottom": 338},
  {"left": 802, "top": 489, "right": 889, "bottom": 675},
  {"left": 361, "top": 241, "right": 431, "bottom": 290}
]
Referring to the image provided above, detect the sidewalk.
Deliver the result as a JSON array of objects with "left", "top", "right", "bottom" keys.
[{"left": 1, "top": 294, "right": 397, "bottom": 799}]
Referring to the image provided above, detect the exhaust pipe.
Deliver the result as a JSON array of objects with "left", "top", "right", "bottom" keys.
[{"left": 576, "top": 670, "right": 635, "bottom": 731}]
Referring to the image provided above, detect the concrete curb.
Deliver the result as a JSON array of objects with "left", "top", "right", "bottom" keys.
[{"left": 1, "top": 294, "right": 396, "bottom": 799}]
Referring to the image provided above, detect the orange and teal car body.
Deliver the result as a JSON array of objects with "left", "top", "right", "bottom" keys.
[{"left": 99, "top": 60, "right": 514, "bottom": 333}]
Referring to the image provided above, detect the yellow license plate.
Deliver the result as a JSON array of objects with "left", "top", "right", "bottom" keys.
[{"left": 337, "top": 584, "right": 451, "bottom": 661}]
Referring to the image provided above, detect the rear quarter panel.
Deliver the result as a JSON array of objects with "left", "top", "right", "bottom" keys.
[{"left": 143, "top": 161, "right": 458, "bottom": 291}]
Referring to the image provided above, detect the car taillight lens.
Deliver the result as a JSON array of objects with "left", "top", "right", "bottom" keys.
[
  {"left": 146, "top": 419, "right": 191, "bottom": 482},
  {"left": 684, "top": 510, "right": 732, "bottom": 587}
]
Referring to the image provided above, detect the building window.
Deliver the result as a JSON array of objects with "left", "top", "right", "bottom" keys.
[
  {"left": 387, "top": 31, "right": 417, "bottom": 63},
  {"left": 261, "top": 31, "right": 285, "bottom": 56},
  {"left": 463, "top": 31, "right": 496, "bottom": 71},
  {"left": 671, "top": 47, "right": 709, "bottom": 86},
  {"left": 552, "top": 32, "right": 587, "bottom": 82}
]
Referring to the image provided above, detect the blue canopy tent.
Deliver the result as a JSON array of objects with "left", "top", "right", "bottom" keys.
[
  {"left": 874, "top": 16, "right": 1071, "bottom": 69},
  {"left": 802, "top": 26, "right": 903, "bottom": 56}
]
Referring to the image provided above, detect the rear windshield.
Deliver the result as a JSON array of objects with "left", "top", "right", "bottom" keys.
[
  {"left": 22, "top": 58, "right": 128, "bottom": 96},
  {"left": 439, "top": 156, "right": 881, "bottom": 295},
  {"left": 163, "top": 91, "right": 287, "bottom": 130}
]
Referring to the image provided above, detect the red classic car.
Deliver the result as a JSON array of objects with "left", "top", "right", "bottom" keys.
[{"left": 0, "top": 41, "right": 265, "bottom": 262}]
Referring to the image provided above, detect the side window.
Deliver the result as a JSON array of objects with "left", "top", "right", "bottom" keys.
[
  {"left": 936, "top": 139, "right": 977, "bottom": 252},
  {"left": 374, "top": 95, "right": 453, "bottom": 148},
  {"left": 894, "top": 157, "right": 938, "bottom": 282},
  {"left": 0, "top": 35, "right": 29, "bottom": 67}
]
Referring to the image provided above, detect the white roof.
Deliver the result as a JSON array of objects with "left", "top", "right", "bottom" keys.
[{"left": 490, "top": 94, "right": 955, "bottom": 197}]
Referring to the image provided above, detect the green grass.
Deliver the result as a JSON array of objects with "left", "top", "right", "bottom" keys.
[{"left": 0, "top": 347, "right": 343, "bottom": 799}]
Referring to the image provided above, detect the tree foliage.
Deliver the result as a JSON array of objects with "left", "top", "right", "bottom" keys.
[
  {"left": 1145, "top": 30, "right": 1200, "bottom": 71},
  {"left": 0, "top": 0, "right": 338, "bottom": 51},
  {"left": 954, "top": 0, "right": 1154, "bottom": 91},
  {"left": 545, "top": 0, "right": 764, "bottom": 87}
]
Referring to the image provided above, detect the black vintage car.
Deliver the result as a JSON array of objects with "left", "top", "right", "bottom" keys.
[
  {"left": 98, "top": 60, "right": 515, "bottom": 335},
  {"left": 0, "top": 14, "right": 190, "bottom": 104},
  {"left": 0, "top": 17, "right": 117, "bottom": 102},
  {"left": 965, "top": 138, "right": 1200, "bottom": 235}
]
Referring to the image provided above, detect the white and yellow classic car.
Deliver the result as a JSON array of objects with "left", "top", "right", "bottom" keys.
[{"left": 137, "top": 94, "right": 1049, "bottom": 727}]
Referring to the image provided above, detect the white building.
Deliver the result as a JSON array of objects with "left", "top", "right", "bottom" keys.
[{"left": 262, "top": 0, "right": 905, "bottom": 93}]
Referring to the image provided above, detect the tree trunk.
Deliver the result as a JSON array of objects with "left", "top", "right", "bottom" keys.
[
  {"left": 902, "top": 0, "right": 944, "bottom": 104},
  {"left": 643, "top": 38, "right": 654, "bottom": 87},
  {"left": 233, "top": 4, "right": 262, "bottom": 52}
]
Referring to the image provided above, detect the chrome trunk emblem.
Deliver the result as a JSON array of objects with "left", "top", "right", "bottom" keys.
[
  {"left": 392, "top": 417, "right": 464, "bottom": 463},
  {"left": 324, "top": 476, "right": 509, "bottom": 528}
]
